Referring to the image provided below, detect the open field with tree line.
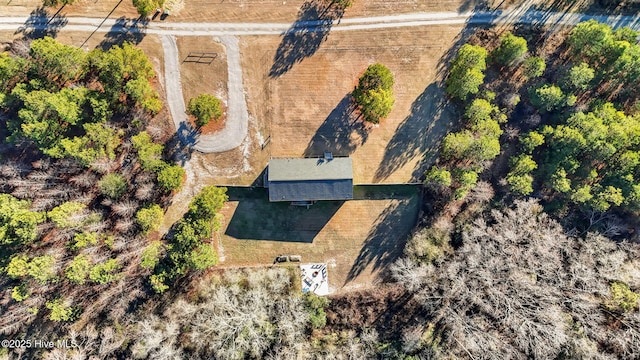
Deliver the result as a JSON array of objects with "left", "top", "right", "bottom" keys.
[{"left": 2, "top": 0, "right": 640, "bottom": 359}]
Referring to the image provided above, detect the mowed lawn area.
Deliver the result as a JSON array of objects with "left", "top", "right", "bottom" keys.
[{"left": 217, "top": 186, "right": 420, "bottom": 293}]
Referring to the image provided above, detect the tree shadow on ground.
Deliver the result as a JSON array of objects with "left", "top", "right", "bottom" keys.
[
  {"left": 303, "top": 94, "right": 369, "bottom": 157},
  {"left": 225, "top": 193, "right": 343, "bottom": 242},
  {"left": 371, "top": 13, "right": 484, "bottom": 183},
  {"left": 269, "top": 0, "right": 345, "bottom": 78},
  {"left": 79, "top": 0, "right": 124, "bottom": 48},
  {"left": 15, "top": 6, "right": 68, "bottom": 39},
  {"left": 98, "top": 16, "right": 148, "bottom": 50},
  {"left": 165, "top": 121, "right": 198, "bottom": 166},
  {"left": 373, "top": 82, "right": 457, "bottom": 183},
  {"left": 459, "top": 0, "right": 489, "bottom": 13},
  {"left": 345, "top": 197, "right": 419, "bottom": 284},
  {"left": 533, "top": 0, "right": 640, "bottom": 16}
]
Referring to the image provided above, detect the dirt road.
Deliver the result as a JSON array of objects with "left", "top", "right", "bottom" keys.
[{"left": 1, "top": 10, "right": 640, "bottom": 36}]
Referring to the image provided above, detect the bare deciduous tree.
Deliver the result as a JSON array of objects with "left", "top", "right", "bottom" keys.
[
  {"left": 401, "top": 200, "right": 640, "bottom": 359},
  {"left": 135, "top": 183, "right": 155, "bottom": 201},
  {"left": 112, "top": 200, "right": 139, "bottom": 217}
]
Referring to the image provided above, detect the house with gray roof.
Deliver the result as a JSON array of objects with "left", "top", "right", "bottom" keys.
[{"left": 266, "top": 155, "right": 353, "bottom": 203}]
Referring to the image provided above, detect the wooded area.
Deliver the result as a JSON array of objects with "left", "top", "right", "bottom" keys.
[
  {"left": 0, "top": 37, "right": 225, "bottom": 349},
  {"left": 2, "top": 14, "right": 640, "bottom": 360}
]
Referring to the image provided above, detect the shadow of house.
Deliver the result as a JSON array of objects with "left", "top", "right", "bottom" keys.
[
  {"left": 373, "top": 83, "right": 457, "bottom": 183},
  {"left": 269, "top": 0, "right": 345, "bottom": 78},
  {"left": 345, "top": 197, "right": 419, "bottom": 284},
  {"left": 303, "top": 95, "right": 369, "bottom": 157},
  {"left": 98, "top": 17, "right": 148, "bottom": 50},
  {"left": 16, "top": 6, "right": 68, "bottom": 39},
  {"left": 225, "top": 189, "right": 343, "bottom": 242}
]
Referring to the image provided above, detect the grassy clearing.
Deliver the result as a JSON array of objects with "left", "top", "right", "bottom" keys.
[{"left": 218, "top": 186, "right": 420, "bottom": 292}]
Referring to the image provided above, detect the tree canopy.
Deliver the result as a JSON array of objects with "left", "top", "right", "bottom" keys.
[
  {"left": 0, "top": 38, "right": 160, "bottom": 167},
  {"left": 136, "top": 204, "right": 164, "bottom": 234},
  {"left": 352, "top": 63, "right": 395, "bottom": 123},
  {"left": 188, "top": 94, "right": 223, "bottom": 127},
  {"left": 446, "top": 44, "right": 488, "bottom": 100},
  {"left": 150, "top": 186, "right": 228, "bottom": 292},
  {"left": 492, "top": 32, "right": 528, "bottom": 66},
  {"left": 0, "top": 194, "right": 44, "bottom": 245}
]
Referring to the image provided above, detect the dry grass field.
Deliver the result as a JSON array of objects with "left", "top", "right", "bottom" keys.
[
  {"left": 0, "top": 0, "right": 622, "bottom": 27},
  {"left": 1, "top": 0, "right": 482, "bottom": 24},
  {"left": 217, "top": 186, "right": 420, "bottom": 293},
  {"left": 241, "top": 25, "right": 465, "bottom": 184}
]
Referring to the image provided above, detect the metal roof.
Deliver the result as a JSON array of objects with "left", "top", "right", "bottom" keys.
[
  {"left": 268, "top": 179, "right": 353, "bottom": 202},
  {"left": 267, "top": 157, "right": 353, "bottom": 182}
]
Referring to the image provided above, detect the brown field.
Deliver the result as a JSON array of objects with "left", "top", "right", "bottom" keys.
[
  {"left": 1, "top": 0, "right": 481, "bottom": 24},
  {"left": 241, "top": 25, "right": 465, "bottom": 184},
  {"left": 217, "top": 187, "right": 420, "bottom": 293},
  {"left": 0, "top": 0, "right": 623, "bottom": 29}
]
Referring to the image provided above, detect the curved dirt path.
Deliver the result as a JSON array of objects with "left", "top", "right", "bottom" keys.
[
  {"left": 194, "top": 35, "right": 249, "bottom": 153},
  {"left": 160, "top": 35, "right": 195, "bottom": 148},
  {"left": 161, "top": 34, "right": 249, "bottom": 153}
]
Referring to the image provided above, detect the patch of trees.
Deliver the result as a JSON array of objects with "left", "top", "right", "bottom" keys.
[
  {"left": 133, "top": 0, "right": 159, "bottom": 16},
  {"left": 495, "top": 22, "right": 640, "bottom": 215},
  {"left": 0, "top": 36, "right": 185, "bottom": 338},
  {"left": 131, "top": 268, "right": 311, "bottom": 359},
  {"left": 425, "top": 95, "right": 506, "bottom": 200},
  {"left": 108, "top": 268, "right": 376, "bottom": 360},
  {"left": 132, "top": 131, "right": 185, "bottom": 192},
  {"left": 392, "top": 200, "right": 640, "bottom": 358},
  {"left": 188, "top": 94, "right": 223, "bottom": 127},
  {"left": 352, "top": 63, "right": 395, "bottom": 124},
  {"left": 136, "top": 204, "right": 164, "bottom": 234},
  {"left": 0, "top": 194, "right": 45, "bottom": 245},
  {"left": 132, "top": 0, "right": 185, "bottom": 16},
  {"left": 445, "top": 44, "right": 487, "bottom": 100},
  {"left": 492, "top": 32, "right": 528, "bottom": 67},
  {"left": 562, "top": 20, "right": 640, "bottom": 101},
  {"left": 150, "top": 186, "right": 228, "bottom": 293},
  {"left": 1, "top": 38, "right": 160, "bottom": 166},
  {"left": 510, "top": 103, "right": 640, "bottom": 213},
  {"left": 432, "top": 22, "right": 640, "bottom": 220}
]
